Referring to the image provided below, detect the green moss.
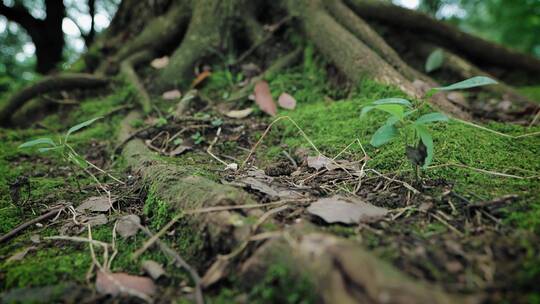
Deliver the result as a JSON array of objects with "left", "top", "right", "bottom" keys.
[
  {"left": 1, "top": 246, "right": 91, "bottom": 289},
  {"left": 248, "top": 263, "right": 316, "bottom": 304},
  {"left": 144, "top": 183, "right": 174, "bottom": 229},
  {"left": 519, "top": 85, "right": 540, "bottom": 102}
]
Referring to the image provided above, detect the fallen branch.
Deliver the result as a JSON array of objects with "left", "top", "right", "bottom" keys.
[{"left": 0, "top": 205, "right": 65, "bottom": 244}]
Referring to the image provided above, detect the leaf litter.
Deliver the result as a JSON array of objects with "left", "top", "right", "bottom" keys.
[{"left": 307, "top": 195, "right": 388, "bottom": 224}]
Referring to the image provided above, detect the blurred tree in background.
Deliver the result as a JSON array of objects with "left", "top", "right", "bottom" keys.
[
  {"left": 0, "top": 0, "right": 119, "bottom": 78},
  {"left": 418, "top": 0, "right": 540, "bottom": 58}
]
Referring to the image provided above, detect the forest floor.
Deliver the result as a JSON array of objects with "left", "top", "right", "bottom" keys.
[{"left": 1, "top": 52, "right": 540, "bottom": 303}]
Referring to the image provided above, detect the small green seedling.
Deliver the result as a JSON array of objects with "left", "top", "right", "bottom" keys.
[
  {"left": 362, "top": 76, "right": 497, "bottom": 177},
  {"left": 18, "top": 117, "right": 104, "bottom": 189}
]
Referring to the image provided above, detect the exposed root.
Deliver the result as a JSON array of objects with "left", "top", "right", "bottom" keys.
[
  {"left": 241, "top": 223, "right": 481, "bottom": 304},
  {"left": 286, "top": 0, "right": 468, "bottom": 119},
  {"left": 345, "top": 0, "right": 540, "bottom": 75},
  {"left": 434, "top": 47, "right": 534, "bottom": 105},
  {"left": 120, "top": 50, "right": 154, "bottom": 114},
  {"left": 286, "top": 0, "right": 417, "bottom": 96},
  {"left": 159, "top": 0, "right": 244, "bottom": 89},
  {"left": 0, "top": 73, "right": 108, "bottom": 126},
  {"left": 324, "top": 0, "right": 425, "bottom": 83},
  {"left": 96, "top": 1, "right": 192, "bottom": 75}
]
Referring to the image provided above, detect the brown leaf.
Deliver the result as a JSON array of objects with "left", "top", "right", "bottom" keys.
[
  {"left": 150, "top": 56, "right": 169, "bottom": 69},
  {"left": 95, "top": 271, "right": 156, "bottom": 299},
  {"left": 80, "top": 214, "right": 108, "bottom": 227},
  {"left": 278, "top": 93, "right": 296, "bottom": 110},
  {"left": 307, "top": 196, "right": 388, "bottom": 224},
  {"left": 191, "top": 70, "right": 211, "bottom": 88},
  {"left": 239, "top": 171, "right": 302, "bottom": 199},
  {"left": 116, "top": 214, "right": 141, "bottom": 238},
  {"left": 141, "top": 260, "right": 166, "bottom": 280},
  {"left": 225, "top": 108, "right": 253, "bottom": 119},
  {"left": 254, "top": 81, "right": 277, "bottom": 116},
  {"left": 307, "top": 155, "right": 335, "bottom": 170},
  {"left": 162, "top": 89, "right": 182, "bottom": 100},
  {"left": 76, "top": 196, "right": 113, "bottom": 212},
  {"left": 168, "top": 145, "right": 192, "bottom": 157}
]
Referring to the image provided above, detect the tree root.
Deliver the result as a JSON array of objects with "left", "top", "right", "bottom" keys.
[
  {"left": 324, "top": 0, "right": 425, "bottom": 83},
  {"left": 118, "top": 111, "right": 258, "bottom": 267},
  {"left": 429, "top": 46, "right": 534, "bottom": 105},
  {"left": 0, "top": 73, "right": 109, "bottom": 126},
  {"left": 345, "top": 0, "right": 540, "bottom": 76},
  {"left": 119, "top": 110, "right": 481, "bottom": 303},
  {"left": 159, "top": 0, "right": 244, "bottom": 89},
  {"left": 95, "top": 2, "right": 191, "bottom": 75},
  {"left": 120, "top": 50, "right": 154, "bottom": 114},
  {"left": 285, "top": 0, "right": 469, "bottom": 119},
  {"left": 241, "top": 224, "right": 482, "bottom": 304}
]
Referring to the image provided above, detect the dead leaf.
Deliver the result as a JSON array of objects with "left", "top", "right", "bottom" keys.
[
  {"left": 191, "top": 70, "right": 211, "bottom": 88},
  {"left": 7, "top": 246, "right": 37, "bottom": 263},
  {"left": 278, "top": 93, "right": 296, "bottom": 110},
  {"left": 162, "top": 89, "right": 182, "bottom": 100},
  {"left": 150, "top": 56, "right": 169, "bottom": 69},
  {"left": 225, "top": 108, "right": 253, "bottom": 119},
  {"left": 96, "top": 270, "right": 156, "bottom": 299},
  {"left": 307, "top": 155, "right": 332, "bottom": 170},
  {"left": 307, "top": 196, "right": 388, "bottom": 224},
  {"left": 117, "top": 214, "right": 141, "bottom": 238},
  {"left": 76, "top": 196, "right": 113, "bottom": 212},
  {"left": 142, "top": 260, "right": 166, "bottom": 280},
  {"left": 239, "top": 169, "right": 302, "bottom": 199},
  {"left": 80, "top": 214, "right": 108, "bottom": 227},
  {"left": 168, "top": 145, "right": 192, "bottom": 157},
  {"left": 254, "top": 81, "right": 277, "bottom": 116}
]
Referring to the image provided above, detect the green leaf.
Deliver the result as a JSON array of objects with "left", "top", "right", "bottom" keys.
[
  {"left": 425, "top": 49, "right": 444, "bottom": 73},
  {"left": 415, "top": 112, "right": 449, "bottom": 124},
  {"left": 373, "top": 98, "right": 413, "bottom": 108},
  {"left": 374, "top": 104, "right": 405, "bottom": 119},
  {"left": 433, "top": 76, "right": 497, "bottom": 92},
  {"left": 414, "top": 124, "right": 434, "bottom": 168},
  {"left": 66, "top": 117, "right": 102, "bottom": 139},
  {"left": 18, "top": 138, "right": 56, "bottom": 149},
  {"left": 38, "top": 146, "right": 62, "bottom": 153},
  {"left": 370, "top": 124, "right": 398, "bottom": 147},
  {"left": 360, "top": 105, "right": 375, "bottom": 118}
]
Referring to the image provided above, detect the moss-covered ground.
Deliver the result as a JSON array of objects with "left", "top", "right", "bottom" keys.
[{"left": 1, "top": 52, "right": 539, "bottom": 303}]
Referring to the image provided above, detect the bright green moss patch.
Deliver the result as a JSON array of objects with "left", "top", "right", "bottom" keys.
[
  {"left": 247, "top": 263, "right": 316, "bottom": 304},
  {"left": 519, "top": 85, "right": 540, "bottom": 102}
]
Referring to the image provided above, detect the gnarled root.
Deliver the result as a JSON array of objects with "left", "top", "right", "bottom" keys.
[
  {"left": 0, "top": 73, "right": 108, "bottom": 126},
  {"left": 345, "top": 0, "right": 540, "bottom": 77},
  {"left": 158, "top": 0, "right": 245, "bottom": 89},
  {"left": 241, "top": 224, "right": 481, "bottom": 304}
]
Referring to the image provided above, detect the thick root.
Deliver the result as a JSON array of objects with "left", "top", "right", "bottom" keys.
[
  {"left": 324, "top": 0, "right": 425, "bottom": 83},
  {"left": 120, "top": 50, "right": 154, "bottom": 114},
  {"left": 159, "top": 0, "right": 245, "bottom": 89},
  {"left": 286, "top": 0, "right": 469, "bottom": 119},
  {"left": 241, "top": 224, "right": 481, "bottom": 304},
  {"left": 96, "top": 1, "right": 191, "bottom": 75},
  {"left": 345, "top": 0, "right": 540, "bottom": 76},
  {"left": 0, "top": 73, "right": 108, "bottom": 126}
]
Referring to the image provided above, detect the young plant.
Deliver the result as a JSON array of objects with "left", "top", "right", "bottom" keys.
[
  {"left": 362, "top": 76, "right": 497, "bottom": 175},
  {"left": 18, "top": 117, "right": 121, "bottom": 187}
]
